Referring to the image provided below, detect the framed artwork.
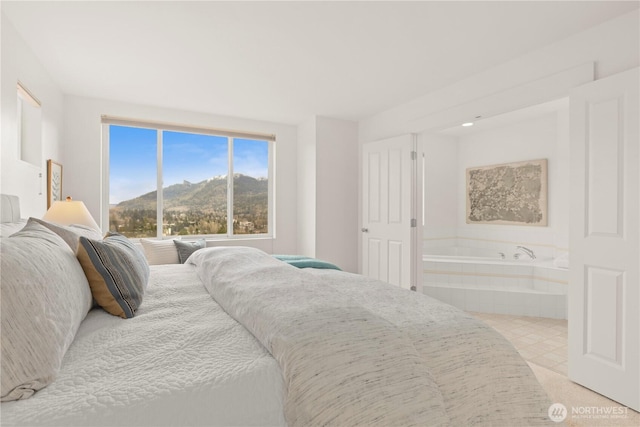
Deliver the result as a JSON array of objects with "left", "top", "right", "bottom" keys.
[
  {"left": 466, "top": 158, "right": 548, "bottom": 226},
  {"left": 47, "top": 159, "right": 63, "bottom": 208}
]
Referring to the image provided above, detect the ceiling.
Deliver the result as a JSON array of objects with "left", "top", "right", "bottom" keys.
[
  {"left": 3, "top": 1, "right": 638, "bottom": 125},
  {"left": 438, "top": 98, "right": 569, "bottom": 137}
]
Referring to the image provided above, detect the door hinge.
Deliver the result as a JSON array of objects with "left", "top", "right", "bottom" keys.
[
  {"left": 411, "top": 151, "right": 417, "bottom": 160},
  {"left": 411, "top": 218, "right": 417, "bottom": 227}
]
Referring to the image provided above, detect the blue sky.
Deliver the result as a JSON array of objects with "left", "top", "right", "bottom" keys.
[{"left": 109, "top": 125, "right": 268, "bottom": 204}]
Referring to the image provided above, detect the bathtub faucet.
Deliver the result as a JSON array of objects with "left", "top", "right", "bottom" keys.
[{"left": 515, "top": 246, "right": 536, "bottom": 260}]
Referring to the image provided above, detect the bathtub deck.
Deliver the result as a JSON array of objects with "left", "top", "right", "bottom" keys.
[{"left": 423, "top": 255, "right": 568, "bottom": 319}]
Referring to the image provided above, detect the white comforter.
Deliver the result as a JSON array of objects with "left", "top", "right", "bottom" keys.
[
  {"left": 1, "top": 264, "right": 285, "bottom": 427},
  {"left": 190, "top": 246, "right": 554, "bottom": 427}
]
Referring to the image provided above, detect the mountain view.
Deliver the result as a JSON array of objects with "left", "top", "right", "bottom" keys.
[{"left": 109, "top": 174, "right": 268, "bottom": 238}]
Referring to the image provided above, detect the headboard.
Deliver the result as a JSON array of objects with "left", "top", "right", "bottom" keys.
[
  {"left": 1, "top": 194, "right": 27, "bottom": 237},
  {"left": 1, "top": 194, "right": 21, "bottom": 223}
]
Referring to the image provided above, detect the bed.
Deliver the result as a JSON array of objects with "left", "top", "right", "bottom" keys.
[{"left": 0, "top": 194, "right": 555, "bottom": 426}]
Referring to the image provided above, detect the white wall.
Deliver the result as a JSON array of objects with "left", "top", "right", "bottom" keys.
[
  {"left": 421, "top": 133, "right": 458, "bottom": 247},
  {"left": 297, "top": 116, "right": 359, "bottom": 273},
  {"left": 62, "top": 95, "right": 298, "bottom": 255},
  {"left": 315, "top": 116, "right": 358, "bottom": 273},
  {"left": 296, "top": 117, "right": 316, "bottom": 258},
  {"left": 455, "top": 111, "right": 569, "bottom": 258},
  {"left": 1, "top": 12, "right": 64, "bottom": 217}
]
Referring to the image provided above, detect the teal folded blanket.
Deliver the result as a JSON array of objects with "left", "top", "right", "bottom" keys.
[{"left": 273, "top": 255, "right": 341, "bottom": 271}]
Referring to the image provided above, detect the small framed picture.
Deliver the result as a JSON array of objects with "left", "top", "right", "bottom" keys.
[{"left": 47, "top": 159, "right": 63, "bottom": 208}]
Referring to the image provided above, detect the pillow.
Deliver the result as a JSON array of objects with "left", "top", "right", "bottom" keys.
[
  {"left": 76, "top": 232, "right": 150, "bottom": 319},
  {"left": 140, "top": 238, "right": 180, "bottom": 265},
  {"left": 1, "top": 221, "right": 93, "bottom": 401},
  {"left": 24, "top": 217, "right": 103, "bottom": 253},
  {"left": 0, "top": 219, "right": 27, "bottom": 237},
  {"left": 174, "top": 239, "right": 206, "bottom": 263}
]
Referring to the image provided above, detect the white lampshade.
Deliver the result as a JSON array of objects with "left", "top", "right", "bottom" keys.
[{"left": 43, "top": 197, "right": 100, "bottom": 231}]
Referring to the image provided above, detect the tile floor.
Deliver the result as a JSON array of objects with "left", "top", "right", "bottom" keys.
[
  {"left": 469, "top": 311, "right": 568, "bottom": 375},
  {"left": 470, "top": 313, "right": 640, "bottom": 425}
]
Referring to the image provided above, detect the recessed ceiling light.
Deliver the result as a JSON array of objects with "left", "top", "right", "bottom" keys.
[{"left": 462, "top": 122, "right": 474, "bottom": 127}]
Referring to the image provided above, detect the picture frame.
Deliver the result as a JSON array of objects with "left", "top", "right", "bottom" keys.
[
  {"left": 466, "top": 158, "right": 548, "bottom": 226},
  {"left": 47, "top": 159, "right": 63, "bottom": 208}
]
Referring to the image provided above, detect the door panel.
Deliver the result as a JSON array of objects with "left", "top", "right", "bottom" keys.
[
  {"left": 388, "top": 240, "right": 403, "bottom": 287},
  {"left": 367, "top": 152, "right": 381, "bottom": 223},
  {"left": 388, "top": 148, "right": 403, "bottom": 223},
  {"left": 569, "top": 67, "right": 639, "bottom": 411},
  {"left": 587, "top": 97, "right": 624, "bottom": 236},
  {"left": 584, "top": 267, "right": 623, "bottom": 364},
  {"left": 367, "top": 239, "right": 382, "bottom": 280}
]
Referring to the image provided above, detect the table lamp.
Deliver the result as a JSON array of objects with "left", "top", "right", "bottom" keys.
[{"left": 42, "top": 196, "right": 101, "bottom": 231}]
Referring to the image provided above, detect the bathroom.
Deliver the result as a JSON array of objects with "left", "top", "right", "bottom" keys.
[{"left": 421, "top": 99, "right": 569, "bottom": 319}]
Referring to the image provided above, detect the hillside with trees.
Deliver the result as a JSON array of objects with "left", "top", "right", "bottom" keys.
[{"left": 109, "top": 174, "right": 268, "bottom": 237}]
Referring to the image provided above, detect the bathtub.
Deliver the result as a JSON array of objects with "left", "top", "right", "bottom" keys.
[{"left": 422, "top": 246, "right": 568, "bottom": 319}]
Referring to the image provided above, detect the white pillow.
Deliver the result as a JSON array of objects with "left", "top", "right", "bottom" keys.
[
  {"left": 0, "top": 219, "right": 27, "bottom": 237},
  {"left": 24, "top": 217, "right": 103, "bottom": 253},
  {"left": 1, "top": 221, "right": 93, "bottom": 401},
  {"left": 140, "top": 238, "right": 180, "bottom": 265}
]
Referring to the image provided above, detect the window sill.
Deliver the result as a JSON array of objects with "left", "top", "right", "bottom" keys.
[{"left": 132, "top": 235, "right": 274, "bottom": 243}]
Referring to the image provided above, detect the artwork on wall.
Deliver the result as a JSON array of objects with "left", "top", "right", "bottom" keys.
[
  {"left": 47, "top": 159, "right": 63, "bottom": 208},
  {"left": 466, "top": 158, "right": 548, "bottom": 226}
]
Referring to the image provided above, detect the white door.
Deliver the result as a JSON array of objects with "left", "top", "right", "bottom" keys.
[
  {"left": 569, "top": 67, "right": 639, "bottom": 411},
  {"left": 362, "top": 134, "right": 416, "bottom": 290}
]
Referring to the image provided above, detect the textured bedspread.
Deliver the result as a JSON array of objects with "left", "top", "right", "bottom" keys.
[
  {"left": 190, "top": 246, "right": 554, "bottom": 427},
  {"left": 1, "top": 264, "right": 285, "bottom": 427}
]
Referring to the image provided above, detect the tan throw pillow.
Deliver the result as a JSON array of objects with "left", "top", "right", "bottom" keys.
[
  {"left": 1, "top": 221, "right": 93, "bottom": 401},
  {"left": 77, "top": 232, "right": 150, "bottom": 319},
  {"left": 140, "top": 238, "right": 180, "bottom": 265}
]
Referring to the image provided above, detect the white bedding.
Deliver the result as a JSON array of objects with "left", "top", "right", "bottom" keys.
[
  {"left": 2, "top": 245, "right": 555, "bottom": 427},
  {"left": 1, "top": 264, "right": 285, "bottom": 427},
  {"left": 190, "top": 246, "right": 554, "bottom": 426}
]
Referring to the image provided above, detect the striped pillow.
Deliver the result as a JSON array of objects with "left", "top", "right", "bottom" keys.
[
  {"left": 140, "top": 238, "right": 180, "bottom": 265},
  {"left": 76, "top": 232, "right": 150, "bottom": 319}
]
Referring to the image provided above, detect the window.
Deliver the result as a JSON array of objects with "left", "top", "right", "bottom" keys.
[{"left": 103, "top": 117, "right": 274, "bottom": 239}]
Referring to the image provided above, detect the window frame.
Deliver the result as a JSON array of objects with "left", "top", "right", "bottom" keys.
[{"left": 101, "top": 119, "right": 275, "bottom": 240}]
